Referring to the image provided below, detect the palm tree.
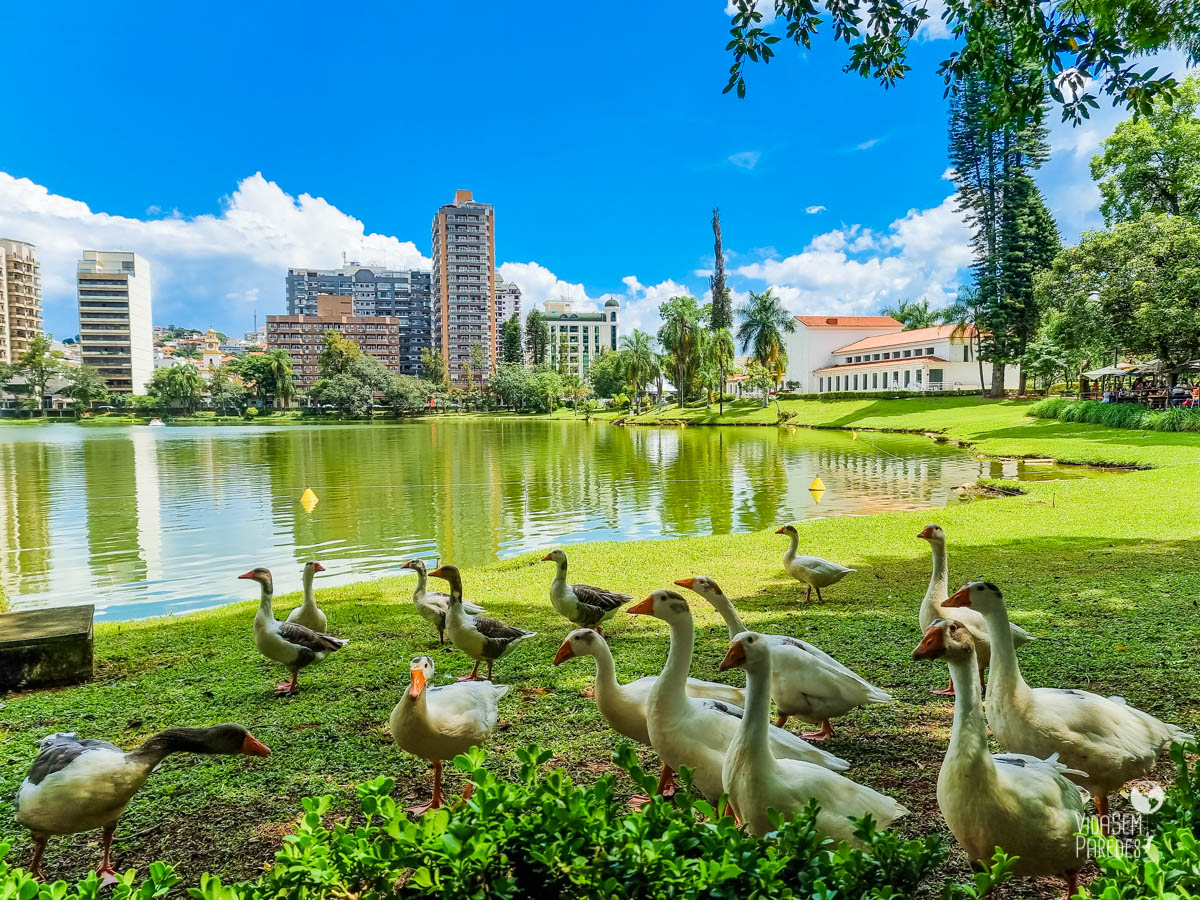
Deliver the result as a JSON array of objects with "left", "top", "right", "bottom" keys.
[
  {"left": 880, "top": 297, "right": 941, "bottom": 330},
  {"left": 736, "top": 288, "right": 795, "bottom": 387},
  {"left": 941, "top": 285, "right": 986, "bottom": 395},
  {"left": 657, "top": 296, "right": 701, "bottom": 407},
  {"left": 618, "top": 330, "right": 659, "bottom": 413},
  {"left": 265, "top": 349, "right": 296, "bottom": 408},
  {"left": 710, "top": 327, "right": 735, "bottom": 415},
  {"left": 164, "top": 364, "right": 204, "bottom": 414}
]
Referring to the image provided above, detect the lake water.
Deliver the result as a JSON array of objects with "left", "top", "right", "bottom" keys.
[{"left": 0, "top": 420, "right": 1095, "bottom": 621}]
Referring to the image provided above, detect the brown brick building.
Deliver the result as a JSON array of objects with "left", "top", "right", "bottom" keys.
[{"left": 265, "top": 313, "right": 403, "bottom": 392}]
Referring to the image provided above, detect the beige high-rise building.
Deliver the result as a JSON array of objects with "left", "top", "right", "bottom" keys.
[
  {"left": 431, "top": 190, "right": 496, "bottom": 387},
  {"left": 0, "top": 239, "right": 43, "bottom": 363},
  {"left": 77, "top": 251, "right": 154, "bottom": 394}
]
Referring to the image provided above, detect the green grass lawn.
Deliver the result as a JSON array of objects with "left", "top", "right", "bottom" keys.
[{"left": 2, "top": 398, "right": 1198, "bottom": 897}]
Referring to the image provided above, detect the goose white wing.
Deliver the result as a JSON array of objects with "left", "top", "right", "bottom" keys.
[
  {"left": 696, "top": 698, "right": 850, "bottom": 771},
  {"left": 425, "top": 681, "right": 508, "bottom": 743}
]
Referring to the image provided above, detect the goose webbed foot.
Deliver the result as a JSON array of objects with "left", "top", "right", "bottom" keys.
[
  {"left": 931, "top": 677, "right": 955, "bottom": 696},
  {"left": 95, "top": 826, "right": 117, "bottom": 886},
  {"left": 801, "top": 720, "right": 834, "bottom": 741}
]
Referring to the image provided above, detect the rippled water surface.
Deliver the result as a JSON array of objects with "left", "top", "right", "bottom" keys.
[{"left": 0, "top": 421, "right": 1102, "bottom": 620}]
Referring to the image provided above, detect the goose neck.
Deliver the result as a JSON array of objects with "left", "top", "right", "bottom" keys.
[
  {"left": 710, "top": 594, "right": 746, "bottom": 639},
  {"left": 945, "top": 653, "right": 995, "bottom": 779}
]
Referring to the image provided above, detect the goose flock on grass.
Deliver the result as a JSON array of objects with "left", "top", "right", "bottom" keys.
[{"left": 14, "top": 526, "right": 1193, "bottom": 897}]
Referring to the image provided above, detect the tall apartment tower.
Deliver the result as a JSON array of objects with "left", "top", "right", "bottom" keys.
[
  {"left": 494, "top": 278, "right": 522, "bottom": 360},
  {"left": 284, "top": 263, "right": 432, "bottom": 377},
  {"left": 0, "top": 239, "right": 43, "bottom": 363},
  {"left": 431, "top": 190, "right": 496, "bottom": 386},
  {"left": 77, "top": 251, "right": 153, "bottom": 394}
]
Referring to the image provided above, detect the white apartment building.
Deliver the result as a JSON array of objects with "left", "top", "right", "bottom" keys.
[
  {"left": 77, "top": 251, "right": 153, "bottom": 394},
  {"left": 494, "top": 278, "right": 522, "bottom": 359},
  {"left": 543, "top": 298, "right": 620, "bottom": 379},
  {"left": 0, "top": 239, "right": 43, "bottom": 364},
  {"left": 813, "top": 324, "right": 1020, "bottom": 392}
]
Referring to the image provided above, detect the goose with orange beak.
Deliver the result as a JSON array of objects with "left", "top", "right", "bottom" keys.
[
  {"left": 543, "top": 548, "right": 633, "bottom": 633},
  {"left": 677, "top": 576, "right": 891, "bottom": 739},
  {"left": 627, "top": 589, "right": 848, "bottom": 803},
  {"left": 718, "top": 632, "right": 907, "bottom": 841},
  {"left": 389, "top": 655, "right": 508, "bottom": 815},
  {"left": 912, "top": 617, "right": 1089, "bottom": 897},
  {"left": 401, "top": 559, "right": 487, "bottom": 646},
  {"left": 286, "top": 560, "right": 329, "bottom": 633},
  {"left": 943, "top": 581, "right": 1192, "bottom": 831},
  {"left": 241, "top": 566, "right": 348, "bottom": 694},
  {"left": 428, "top": 565, "right": 535, "bottom": 681},
  {"left": 775, "top": 525, "right": 854, "bottom": 602},
  {"left": 916, "top": 526, "right": 1032, "bottom": 697}
]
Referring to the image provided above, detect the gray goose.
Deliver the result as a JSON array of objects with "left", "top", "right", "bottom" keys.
[
  {"left": 428, "top": 565, "right": 536, "bottom": 681},
  {"left": 16, "top": 724, "right": 269, "bottom": 883},
  {"left": 542, "top": 548, "right": 633, "bottom": 633},
  {"left": 401, "top": 558, "right": 487, "bottom": 644},
  {"left": 240, "top": 566, "right": 348, "bottom": 694}
]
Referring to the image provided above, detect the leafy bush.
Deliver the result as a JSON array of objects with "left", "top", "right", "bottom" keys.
[
  {"left": 1030, "top": 398, "right": 1200, "bottom": 432},
  {"left": 776, "top": 389, "right": 985, "bottom": 401}
]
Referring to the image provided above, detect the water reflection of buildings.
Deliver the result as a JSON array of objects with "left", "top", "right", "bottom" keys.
[{"left": 0, "top": 441, "right": 53, "bottom": 597}]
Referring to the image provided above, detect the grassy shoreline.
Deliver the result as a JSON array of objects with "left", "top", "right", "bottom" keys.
[{"left": 2, "top": 399, "right": 1199, "bottom": 896}]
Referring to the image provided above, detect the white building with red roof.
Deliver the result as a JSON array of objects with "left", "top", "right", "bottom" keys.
[{"left": 781, "top": 316, "right": 904, "bottom": 392}]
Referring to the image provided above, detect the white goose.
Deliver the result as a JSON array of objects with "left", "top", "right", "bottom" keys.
[
  {"left": 917, "top": 524, "right": 1032, "bottom": 696},
  {"left": 945, "top": 581, "right": 1193, "bottom": 828},
  {"left": 552, "top": 628, "right": 745, "bottom": 746},
  {"left": 629, "top": 589, "right": 849, "bottom": 802},
  {"left": 543, "top": 548, "right": 633, "bottom": 633},
  {"left": 401, "top": 558, "right": 487, "bottom": 645},
  {"left": 16, "top": 724, "right": 270, "bottom": 883},
  {"left": 240, "top": 567, "right": 348, "bottom": 694},
  {"left": 677, "top": 576, "right": 892, "bottom": 739},
  {"left": 775, "top": 525, "right": 854, "bottom": 601},
  {"left": 720, "top": 632, "right": 908, "bottom": 841},
  {"left": 913, "top": 617, "right": 1089, "bottom": 896},
  {"left": 390, "top": 655, "right": 507, "bottom": 815},
  {"left": 286, "top": 560, "right": 328, "bottom": 633},
  {"left": 429, "top": 565, "right": 536, "bottom": 681}
]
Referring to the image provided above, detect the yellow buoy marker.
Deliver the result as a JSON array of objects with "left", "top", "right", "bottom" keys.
[
  {"left": 809, "top": 476, "right": 825, "bottom": 492},
  {"left": 851, "top": 431, "right": 858, "bottom": 440},
  {"left": 300, "top": 487, "right": 319, "bottom": 513}
]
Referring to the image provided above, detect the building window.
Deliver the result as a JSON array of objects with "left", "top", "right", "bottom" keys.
[
  {"left": 872, "top": 372, "right": 878, "bottom": 388},
  {"left": 853, "top": 374, "right": 858, "bottom": 390},
  {"left": 916, "top": 370, "right": 923, "bottom": 385},
  {"left": 926, "top": 347, "right": 935, "bottom": 355},
  {"left": 963, "top": 346, "right": 969, "bottom": 362},
  {"left": 905, "top": 370, "right": 912, "bottom": 387}
]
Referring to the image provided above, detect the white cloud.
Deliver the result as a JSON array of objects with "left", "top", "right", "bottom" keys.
[
  {"left": 805, "top": 205, "right": 826, "bottom": 214},
  {"left": 0, "top": 171, "right": 430, "bottom": 337},
  {"left": 728, "top": 151, "right": 762, "bottom": 170},
  {"left": 855, "top": 138, "right": 882, "bottom": 151},
  {"left": 724, "top": 1, "right": 776, "bottom": 24},
  {"left": 733, "top": 195, "right": 971, "bottom": 314}
]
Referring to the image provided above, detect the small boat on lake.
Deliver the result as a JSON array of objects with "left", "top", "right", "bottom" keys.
[{"left": 148, "top": 418, "right": 165, "bottom": 427}]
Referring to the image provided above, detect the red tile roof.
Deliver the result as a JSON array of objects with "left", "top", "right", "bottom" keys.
[
  {"left": 834, "top": 324, "right": 975, "bottom": 354},
  {"left": 814, "top": 355, "right": 948, "bottom": 373},
  {"left": 794, "top": 316, "right": 903, "bottom": 328}
]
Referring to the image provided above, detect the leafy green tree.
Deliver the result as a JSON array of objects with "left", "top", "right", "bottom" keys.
[
  {"left": 469, "top": 342, "right": 487, "bottom": 393},
  {"left": 941, "top": 286, "right": 988, "bottom": 395},
  {"left": 880, "top": 298, "right": 941, "bottom": 330},
  {"left": 1035, "top": 212, "right": 1200, "bottom": 386},
  {"left": 491, "top": 363, "right": 533, "bottom": 410},
  {"left": 586, "top": 349, "right": 624, "bottom": 399},
  {"left": 15, "top": 334, "right": 63, "bottom": 416},
  {"left": 172, "top": 343, "right": 202, "bottom": 360},
  {"left": 524, "top": 310, "right": 550, "bottom": 365},
  {"left": 618, "top": 330, "right": 659, "bottom": 413},
  {"left": 63, "top": 365, "right": 108, "bottom": 413},
  {"left": 207, "top": 364, "right": 247, "bottom": 415},
  {"left": 744, "top": 361, "right": 775, "bottom": 408},
  {"left": 736, "top": 288, "right": 795, "bottom": 386},
  {"left": 501, "top": 313, "right": 524, "bottom": 364},
  {"left": 265, "top": 349, "right": 297, "bottom": 407},
  {"left": 1091, "top": 74, "right": 1200, "bottom": 225},
  {"left": 710, "top": 326, "right": 736, "bottom": 415},
  {"left": 318, "top": 330, "right": 361, "bottom": 378},
  {"left": 528, "top": 368, "right": 563, "bottom": 414},
  {"left": 658, "top": 295, "right": 703, "bottom": 407},
  {"left": 421, "top": 347, "right": 447, "bottom": 388},
  {"left": 384, "top": 374, "right": 431, "bottom": 416},
  {"left": 562, "top": 373, "right": 588, "bottom": 415},
  {"left": 148, "top": 363, "right": 204, "bottom": 413},
  {"left": 232, "top": 350, "right": 295, "bottom": 408},
  {"left": 722, "top": 0, "right": 1189, "bottom": 127},
  {"left": 309, "top": 373, "right": 373, "bottom": 418}
]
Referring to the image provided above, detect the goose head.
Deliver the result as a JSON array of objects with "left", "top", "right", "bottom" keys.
[
  {"left": 407, "top": 655, "right": 435, "bottom": 699},
  {"left": 719, "top": 630, "right": 769, "bottom": 674},
  {"left": 303, "top": 560, "right": 325, "bottom": 578},
  {"left": 541, "top": 549, "right": 568, "bottom": 567},
  {"left": 774, "top": 524, "right": 798, "bottom": 538},
  {"left": 427, "top": 564, "right": 462, "bottom": 596},
  {"left": 553, "top": 628, "right": 603, "bottom": 665},
  {"left": 400, "top": 559, "right": 427, "bottom": 575},
  {"left": 916, "top": 524, "right": 945, "bottom": 545},
  {"left": 912, "top": 618, "right": 975, "bottom": 664},
  {"left": 238, "top": 567, "right": 273, "bottom": 593},
  {"left": 944, "top": 580, "right": 1004, "bottom": 615},
  {"left": 672, "top": 575, "right": 724, "bottom": 602},
  {"left": 148, "top": 723, "right": 271, "bottom": 757},
  {"left": 627, "top": 588, "right": 691, "bottom": 624}
]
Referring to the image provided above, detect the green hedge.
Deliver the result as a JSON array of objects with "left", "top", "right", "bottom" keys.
[
  {"left": 776, "top": 389, "right": 986, "bottom": 401},
  {"left": 1030, "top": 398, "right": 1200, "bottom": 432}
]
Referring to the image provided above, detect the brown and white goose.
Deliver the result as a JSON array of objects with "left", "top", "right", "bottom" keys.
[
  {"left": 240, "top": 566, "right": 348, "bottom": 694},
  {"left": 286, "top": 560, "right": 327, "bottom": 633},
  {"left": 16, "top": 724, "right": 269, "bottom": 883},
  {"left": 543, "top": 548, "right": 633, "bottom": 633},
  {"left": 401, "top": 558, "right": 487, "bottom": 645},
  {"left": 429, "top": 565, "right": 536, "bottom": 681}
]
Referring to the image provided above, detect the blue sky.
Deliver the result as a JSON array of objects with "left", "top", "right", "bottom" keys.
[{"left": 0, "top": 0, "right": 1183, "bottom": 339}]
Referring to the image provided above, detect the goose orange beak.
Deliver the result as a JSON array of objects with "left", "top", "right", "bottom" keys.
[
  {"left": 774, "top": 527, "right": 788, "bottom": 535},
  {"left": 400, "top": 560, "right": 415, "bottom": 570},
  {"left": 673, "top": 577, "right": 696, "bottom": 589},
  {"left": 552, "top": 640, "right": 575, "bottom": 665},
  {"left": 240, "top": 733, "right": 272, "bottom": 757},
  {"left": 917, "top": 525, "right": 935, "bottom": 539},
  {"left": 943, "top": 585, "right": 972, "bottom": 608},
  {"left": 627, "top": 594, "right": 656, "bottom": 615},
  {"left": 409, "top": 668, "right": 427, "bottom": 698},
  {"left": 912, "top": 624, "right": 946, "bottom": 660},
  {"left": 237, "top": 570, "right": 256, "bottom": 580},
  {"left": 312, "top": 562, "right": 325, "bottom": 572},
  {"left": 428, "top": 566, "right": 445, "bottom": 579},
  {"left": 719, "top": 641, "right": 746, "bottom": 671},
  {"left": 541, "top": 553, "right": 554, "bottom": 562}
]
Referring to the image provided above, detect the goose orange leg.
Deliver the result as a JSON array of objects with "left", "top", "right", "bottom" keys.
[
  {"left": 95, "top": 824, "right": 118, "bottom": 886},
  {"left": 1064, "top": 869, "right": 1079, "bottom": 899},
  {"left": 801, "top": 720, "right": 834, "bottom": 741},
  {"left": 774, "top": 714, "right": 788, "bottom": 728},
  {"left": 29, "top": 834, "right": 47, "bottom": 881},
  {"left": 931, "top": 677, "right": 955, "bottom": 696},
  {"left": 457, "top": 660, "right": 481, "bottom": 682},
  {"left": 629, "top": 765, "right": 676, "bottom": 809},
  {"left": 275, "top": 671, "right": 299, "bottom": 694},
  {"left": 407, "top": 760, "right": 444, "bottom": 816}
]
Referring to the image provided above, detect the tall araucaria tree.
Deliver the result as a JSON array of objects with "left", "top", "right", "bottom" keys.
[{"left": 709, "top": 208, "right": 732, "bottom": 332}]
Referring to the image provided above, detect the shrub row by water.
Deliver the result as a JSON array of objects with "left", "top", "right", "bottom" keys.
[
  {"left": 776, "top": 389, "right": 985, "bottom": 401},
  {"left": 1, "top": 743, "right": 1197, "bottom": 899},
  {"left": 1030, "top": 397, "right": 1200, "bottom": 432}
]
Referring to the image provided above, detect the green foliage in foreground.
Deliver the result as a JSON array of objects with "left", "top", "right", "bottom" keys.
[{"left": 1031, "top": 398, "right": 1200, "bottom": 433}]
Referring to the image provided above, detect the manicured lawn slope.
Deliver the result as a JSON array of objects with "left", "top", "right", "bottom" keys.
[{"left": 1, "top": 399, "right": 1197, "bottom": 897}]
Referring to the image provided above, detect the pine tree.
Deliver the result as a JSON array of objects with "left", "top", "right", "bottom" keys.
[
  {"left": 501, "top": 313, "right": 524, "bottom": 364},
  {"left": 709, "top": 208, "right": 732, "bottom": 332},
  {"left": 524, "top": 310, "right": 549, "bottom": 365}
]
